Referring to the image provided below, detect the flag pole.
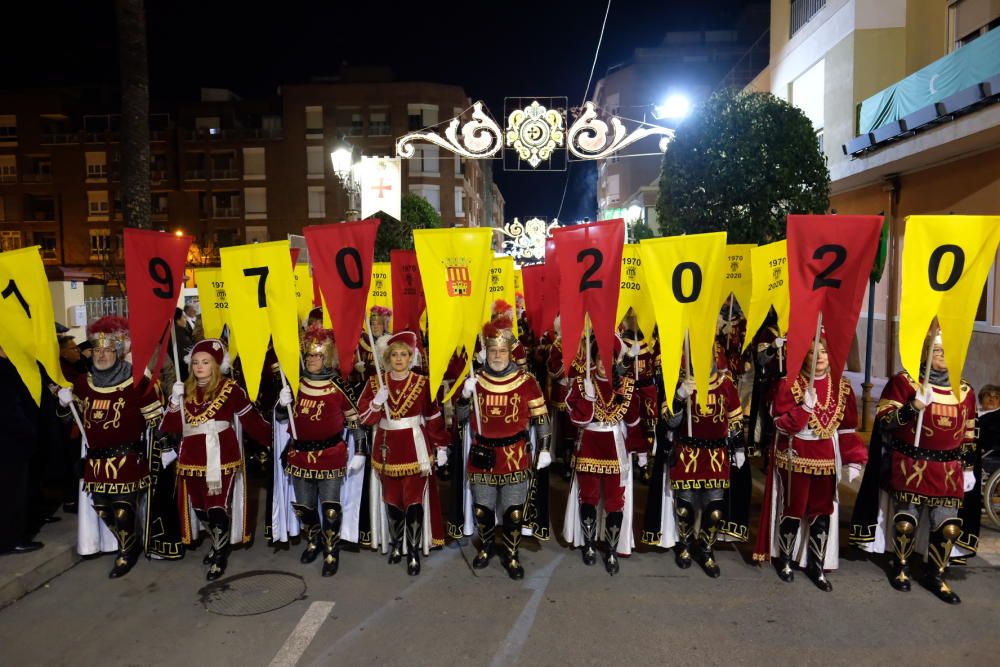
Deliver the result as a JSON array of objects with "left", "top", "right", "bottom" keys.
[
  {"left": 171, "top": 322, "right": 186, "bottom": 425},
  {"left": 684, "top": 329, "right": 693, "bottom": 438},
  {"left": 585, "top": 314, "right": 592, "bottom": 387},
  {"left": 364, "top": 317, "right": 391, "bottom": 420},
  {"left": 276, "top": 360, "right": 299, "bottom": 440},
  {"left": 808, "top": 312, "right": 824, "bottom": 391},
  {"left": 913, "top": 324, "right": 938, "bottom": 448}
]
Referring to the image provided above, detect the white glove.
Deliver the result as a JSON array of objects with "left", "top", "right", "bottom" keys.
[
  {"left": 536, "top": 450, "right": 552, "bottom": 470},
  {"left": 57, "top": 387, "right": 74, "bottom": 407},
  {"left": 845, "top": 463, "right": 862, "bottom": 483},
  {"left": 802, "top": 387, "right": 818, "bottom": 413},
  {"left": 349, "top": 454, "right": 366, "bottom": 473},
  {"left": 476, "top": 348, "right": 486, "bottom": 364},
  {"left": 913, "top": 386, "right": 934, "bottom": 411},
  {"left": 963, "top": 469, "right": 976, "bottom": 493},
  {"left": 630, "top": 342, "right": 641, "bottom": 358},
  {"left": 161, "top": 449, "right": 178, "bottom": 467},
  {"left": 462, "top": 375, "right": 477, "bottom": 400},
  {"left": 735, "top": 450, "right": 746, "bottom": 469},
  {"left": 436, "top": 448, "right": 448, "bottom": 467},
  {"left": 354, "top": 361, "right": 365, "bottom": 374},
  {"left": 170, "top": 381, "right": 185, "bottom": 406},
  {"left": 278, "top": 386, "right": 293, "bottom": 407},
  {"left": 637, "top": 452, "right": 649, "bottom": 468},
  {"left": 676, "top": 378, "right": 697, "bottom": 400},
  {"left": 583, "top": 377, "right": 596, "bottom": 401},
  {"left": 373, "top": 386, "right": 389, "bottom": 408},
  {"left": 774, "top": 337, "right": 785, "bottom": 350}
]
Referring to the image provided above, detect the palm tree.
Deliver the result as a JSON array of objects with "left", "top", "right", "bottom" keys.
[{"left": 115, "top": 0, "right": 151, "bottom": 230}]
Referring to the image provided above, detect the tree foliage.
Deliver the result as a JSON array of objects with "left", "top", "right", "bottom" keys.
[
  {"left": 656, "top": 88, "right": 830, "bottom": 244},
  {"left": 629, "top": 220, "right": 656, "bottom": 242},
  {"left": 374, "top": 193, "right": 442, "bottom": 261}
]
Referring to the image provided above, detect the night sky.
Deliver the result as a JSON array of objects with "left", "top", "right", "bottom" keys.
[{"left": 11, "top": 0, "right": 757, "bottom": 223}]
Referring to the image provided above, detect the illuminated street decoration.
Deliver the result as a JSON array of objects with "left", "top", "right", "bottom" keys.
[
  {"left": 567, "top": 102, "right": 675, "bottom": 160},
  {"left": 496, "top": 217, "right": 561, "bottom": 263},
  {"left": 505, "top": 101, "right": 565, "bottom": 168},
  {"left": 395, "top": 101, "right": 502, "bottom": 160}
]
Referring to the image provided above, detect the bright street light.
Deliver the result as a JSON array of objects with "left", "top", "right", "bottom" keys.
[{"left": 653, "top": 93, "right": 692, "bottom": 122}]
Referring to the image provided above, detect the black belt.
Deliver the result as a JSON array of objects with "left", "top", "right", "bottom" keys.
[
  {"left": 891, "top": 440, "right": 962, "bottom": 463},
  {"left": 635, "top": 377, "right": 656, "bottom": 388},
  {"left": 475, "top": 430, "right": 529, "bottom": 448},
  {"left": 678, "top": 435, "right": 727, "bottom": 449},
  {"left": 293, "top": 435, "right": 344, "bottom": 452},
  {"left": 87, "top": 440, "right": 144, "bottom": 459}
]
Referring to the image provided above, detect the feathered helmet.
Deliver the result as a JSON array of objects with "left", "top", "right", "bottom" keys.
[
  {"left": 307, "top": 307, "right": 324, "bottom": 325},
  {"left": 186, "top": 338, "right": 231, "bottom": 374},
  {"left": 379, "top": 330, "right": 420, "bottom": 369},
  {"left": 483, "top": 316, "right": 516, "bottom": 354},
  {"left": 491, "top": 299, "right": 514, "bottom": 320},
  {"left": 302, "top": 325, "right": 336, "bottom": 368},
  {"left": 87, "top": 316, "right": 129, "bottom": 353}
]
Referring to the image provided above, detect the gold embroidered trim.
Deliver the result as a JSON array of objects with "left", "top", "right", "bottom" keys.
[
  {"left": 640, "top": 530, "right": 663, "bottom": 546},
  {"left": 891, "top": 490, "right": 963, "bottom": 508},
  {"left": 774, "top": 450, "right": 836, "bottom": 475},
  {"left": 373, "top": 373, "right": 426, "bottom": 420},
  {"left": 530, "top": 406, "right": 548, "bottom": 417},
  {"left": 477, "top": 371, "right": 532, "bottom": 393},
  {"left": 86, "top": 376, "right": 134, "bottom": 394},
  {"left": 469, "top": 470, "right": 530, "bottom": 485},
  {"left": 185, "top": 380, "right": 237, "bottom": 426},
  {"left": 285, "top": 464, "right": 346, "bottom": 480},
  {"left": 670, "top": 478, "right": 730, "bottom": 491},
  {"left": 720, "top": 521, "right": 748, "bottom": 542},
  {"left": 176, "top": 459, "right": 243, "bottom": 477},
  {"left": 372, "top": 460, "right": 423, "bottom": 477},
  {"left": 573, "top": 456, "right": 620, "bottom": 474},
  {"left": 789, "top": 375, "right": 849, "bottom": 439},
  {"left": 527, "top": 397, "right": 546, "bottom": 408},
  {"left": 83, "top": 478, "right": 149, "bottom": 494}
]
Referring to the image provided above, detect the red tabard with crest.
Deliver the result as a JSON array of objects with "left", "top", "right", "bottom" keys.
[
  {"left": 668, "top": 372, "right": 742, "bottom": 490},
  {"left": 284, "top": 377, "right": 359, "bottom": 479}
]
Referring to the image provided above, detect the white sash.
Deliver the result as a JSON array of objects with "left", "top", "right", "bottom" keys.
[
  {"left": 183, "top": 420, "right": 231, "bottom": 495},
  {"left": 377, "top": 415, "right": 431, "bottom": 475}
]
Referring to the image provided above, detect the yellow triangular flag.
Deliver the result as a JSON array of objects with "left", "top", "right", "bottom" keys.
[
  {"left": 640, "top": 232, "right": 727, "bottom": 409},
  {"left": 616, "top": 244, "right": 656, "bottom": 337},
  {"left": 722, "top": 244, "right": 755, "bottom": 312},
  {"left": 195, "top": 268, "right": 238, "bottom": 358},
  {"left": 366, "top": 262, "right": 393, "bottom": 326},
  {"left": 743, "top": 241, "right": 790, "bottom": 352},
  {"left": 483, "top": 256, "right": 518, "bottom": 337},
  {"left": 415, "top": 228, "right": 493, "bottom": 399},
  {"left": 900, "top": 215, "right": 1000, "bottom": 396},
  {"left": 293, "top": 264, "right": 316, "bottom": 325},
  {"left": 221, "top": 241, "right": 300, "bottom": 400},
  {"left": 0, "top": 246, "right": 68, "bottom": 404}
]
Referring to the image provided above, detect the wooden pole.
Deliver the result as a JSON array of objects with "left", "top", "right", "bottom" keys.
[
  {"left": 684, "top": 329, "right": 693, "bottom": 438},
  {"left": 913, "top": 326, "right": 938, "bottom": 448}
]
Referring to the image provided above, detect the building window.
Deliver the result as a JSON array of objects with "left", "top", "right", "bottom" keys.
[
  {"left": 369, "top": 110, "right": 390, "bottom": 136},
  {"left": 24, "top": 155, "right": 52, "bottom": 182},
  {"left": 408, "top": 184, "right": 440, "bottom": 214},
  {"left": 606, "top": 174, "right": 620, "bottom": 203},
  {"left": 308, "top": 186, "right": 326, "bottom": 218},
  {"left": 184, "top": 151, "right": 206, "bottom": 180},
  {"left": 410, "top": 145, "right": 439, "bottom": 177},
  {"left": 245, "top": 187, "right": 267, "bottom": 219},
  {"left": 25, "top": 195, "right": 55, "bottom": 222},
  {"left": 152, "top": 193, "right": 169, "bottom": 216},
  {"left": 243, "top": 147, "right": 266, "bottom": 180},
  {"left": 351, "top": 113, "right": 364, "bottom": 136},
  {"left": 0, "top": 154, "right": 15, "bottom": 183},
  {"left": 0, "top": 230, "right": 21, "bottom": 251},
  {"left": 88, "top": 190, "right": 110, "bottom": 218},
  {"left": 305, "top": 106, "right": 323, "bottom": 137},
  {"left": 150, "top": 153, "right": 168, "bottom": 182},
  {"left": 211, "top": 191, "right": 241, "bottom": 218},
  {"left": 245, "top": 225, "right": 268, "bottom": 244},
  {"left": 789, "top": 0, "right": 826, "bottom": 38},
  {"left": 32, "top": 231, "right": 58, "bottom": 261},
  {"left": 0, "top": 115, "right": 16, "bottom": 143},
  {"left": 89, "top": 229, "right": 112, "bottom": 261},
  {"left": 454, "top": 154, "right": 463, "bottom": 176},
  {"left": 455, "top": 187, "right": 465, "bottom": 217},
  {"left": 196, "top": 116, "right": 221, "bottom": 135},
  {"left": 407, "top": 104, "right": 439, "bottom": 131},
  {"left": 210, "top": 151, "right": 237, "bottom": 179},
  {"left": 306, "top": 146, "right": 325, "bottom": 179},
  {"left": 85, "top": 152, "right": 107, "bottom": 180}
]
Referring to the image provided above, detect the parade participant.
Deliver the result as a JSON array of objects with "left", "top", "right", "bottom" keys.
[
  {"left": 747, "top": 312, "right": 786, "bottom": 459},
  {"left": 651, "top": 342, "right": 746, "bottom": 577},
  {"left": 563, "top": 336, "right": 644, "bottom": 575},
  {"left": 55, "top": 317, "right": 164, "bottom": 577},
  {"left": 457, "top": 318, "right": 551, "bottom": 579},
  {"left": 356, "top": 331, "right": 449, "bottom": 575},
  {"left": 618, "top": 311, "right": 659, "bottom": 465},
  {"left": 354, "top": 306, "right": 392, "bottom": 382},
  {"left": 754, "top": 333, "right": 866, "bottom": 591},
  {"left": 850, "top": 331, "right": 978, "bottom": 604},
  {"left": 161, "top": 338, "right": 272, "bottom": 581},
  {"left": 717, "top": 301, "right": 748, "bottom": 379},
  {"left": 274, "top": 325, "right": 366, "bottom": 576},
  {"left": 545, "top": 317, "right": 577, "bottom": 480}
]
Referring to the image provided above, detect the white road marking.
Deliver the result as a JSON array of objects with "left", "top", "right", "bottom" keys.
[
  {"left": 489, "top": 554, "right": 565, "bottom": 667},
  {"left": 269, "top": 600, "right": 336, "bottom": 667}
]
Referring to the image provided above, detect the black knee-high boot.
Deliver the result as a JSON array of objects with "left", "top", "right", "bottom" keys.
[
  {"left": 293, "top": 503, "right": 321, "bottom": 564},
  {"left": 405, "top": 504, "right": 423, "bottom": 576},
  {"left": 320, "top": 501, "right": 342, "bottom": 577},
  {"left": 206, "top": 508, "right": 231, "bottom": 581},
  {"left": 472, "top": 504, "right": 495, "bottom": 569}
]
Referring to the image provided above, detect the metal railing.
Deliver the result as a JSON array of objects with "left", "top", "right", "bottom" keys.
[
  {"left": 41, "top": 132, "right": 80, "bottom": 145},
  {"left": 210, "top": 168, "right": 240, "bottom": 179},
  {"left": 85, "top": 297, "right": 128, "bottom": 321},
  {"left": 22, "top": 173, "right": 52, "bottom": 183},
  {"left": 211, "top": 206, "right": 241, "bottom": 218},
  {"left": 790, "top": 0, "right": 826, "bottom": 37}
]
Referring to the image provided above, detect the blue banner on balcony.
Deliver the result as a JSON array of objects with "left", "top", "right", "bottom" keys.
[{"left": 859, "top": 27, "right": 1000, "bottom": 134}]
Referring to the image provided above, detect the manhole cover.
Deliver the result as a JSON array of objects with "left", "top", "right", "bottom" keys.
[{"left": 198, "top": 570, "right": 306, "bottom": 616}]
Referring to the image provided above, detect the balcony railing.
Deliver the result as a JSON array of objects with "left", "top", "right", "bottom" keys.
[
  {"left": 184, "top": 169, "right": 207, "bottom": 180},
  {"left": 790, "top": 0, "right": 825, "bottom": 37},
  {"left": 84, "top": 131, "right": 120, "bottom": 143},
  {"left": 368, "top": 122, "right": 391, "bottom": 136},
  {"left": 0, "top": 173, "right": 16, "bottom": 184},
  {"left": 22, "top": 173, "right": 52, "bottom": 183},
  {"left": 211, "top": 206, "right": 241, "bottom": 219},
  {"left": 41, "top": 132, "right": 80, "bottom": 145},
  {"left": 182, "top": 127, "right": 284, "bottom": 141},
  {"left": 210, "top": 168, "right": 239, "bottom": 180}
]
